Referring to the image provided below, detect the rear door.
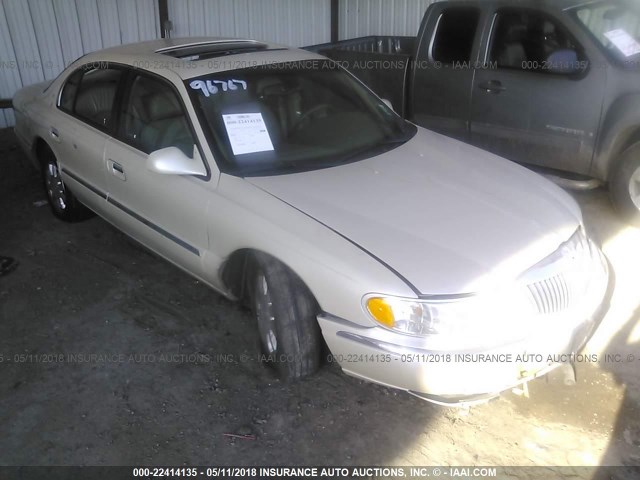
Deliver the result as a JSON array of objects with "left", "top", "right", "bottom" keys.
[
  {"left": 103, "top": 71, "right": 210, "bottom": 276},
  {"left": 469, "top": 7, "right": 606, "bottom": 174},
  {"left": 54, "top": 66, "right": 125, "bottom": 213},
  {"left": 410, "top": 4, "right": 483, "bottom": 141}
]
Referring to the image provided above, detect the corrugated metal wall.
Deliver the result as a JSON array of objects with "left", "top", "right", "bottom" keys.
[
  {"left": 0, "top": 0, "right": 434, "bottom": 128},
  {"left": 339, "top": 0, "right": 439, "bottom": 39},
  {"left": 167, "top": 0, "right": 331, "bottom": 48},
  {"left": 0, "top": 0, "right": 160, "bottom": 128},
  {"left": 0, "top": 0, "right": 331, "bottom": 128}
]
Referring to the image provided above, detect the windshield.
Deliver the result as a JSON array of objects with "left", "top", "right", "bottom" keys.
[
  {"left": 574, "top": 1, "right": 640, "bottom": 66},
  {"left": 186, "top": 60, "right": 416, "bottom": 176}
]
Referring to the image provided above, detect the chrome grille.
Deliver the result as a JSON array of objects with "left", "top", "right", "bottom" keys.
[
  {"left": 527, "top": 274, "right": 571, "bottom": 314},
  {"left": 519, "top": 228, "right": 603, "bottom": 316}
]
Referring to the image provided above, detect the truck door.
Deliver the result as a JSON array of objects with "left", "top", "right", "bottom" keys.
[
  {"left": 470, "top": 7, "right": 606, "bottom": 174},
  {"left": 410, "top": 4, "right": 483, "bottom": 141}
]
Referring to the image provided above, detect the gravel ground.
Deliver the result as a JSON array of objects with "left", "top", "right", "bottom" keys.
[{"left": 0, "top": 128, "right": 639, "bottom": 475}]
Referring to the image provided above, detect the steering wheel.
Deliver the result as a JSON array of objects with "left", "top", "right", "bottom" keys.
[{"left": 291, "top": 104, "right": 334, "bottom": 133}]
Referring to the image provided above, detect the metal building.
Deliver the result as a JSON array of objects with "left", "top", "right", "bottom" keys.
[{"left": 0, "top": 0, "right": 434, "bottom": 127}]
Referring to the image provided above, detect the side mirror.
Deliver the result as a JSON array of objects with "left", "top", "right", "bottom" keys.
[
  {"left": 381, "top": 98, "right": 395, "bottom": 111},
  {"left": 147, "top": 145, "right": 207, "bottom": 176},
  {"left": 546, "top": 49, "right": 583, "bottom": 75}
]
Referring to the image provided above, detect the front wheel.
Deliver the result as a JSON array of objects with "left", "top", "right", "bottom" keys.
[
  {"left": 611, "top": 143, "right": 640, "bottom": 226},
  {"left": 248, "top": 253, "right": 322, "bottom": 381},
  {"left": 42, "top": 146, "right": 93, "bottom": 222}
]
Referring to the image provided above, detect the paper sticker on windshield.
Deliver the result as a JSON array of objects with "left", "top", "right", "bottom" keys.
[
  {"left": 604, "top": 29, "right": 640, "bottom": 57},
  {"left": 190, "top": 79, "right": 247, "bottom": 97},
  {"left": 223, "top": 113, "right": 274, "bottom": 156}
]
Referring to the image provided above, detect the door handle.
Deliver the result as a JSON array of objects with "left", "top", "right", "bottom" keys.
[
  {"left": 109, "top": 159, "right": 126, "bottom": 181},
  {"left": 478, "top": 80, "right": 506, "bottom": 94},
  {"left": 49, "top": 128, "right": 61, "bottom": 142}
]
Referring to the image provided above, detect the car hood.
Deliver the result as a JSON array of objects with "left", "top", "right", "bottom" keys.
[{"left": 247, "top": 128, "right": 581, "bottom": 295}]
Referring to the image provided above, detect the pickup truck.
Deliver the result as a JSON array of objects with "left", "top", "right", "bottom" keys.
[{"left": 308, "top": 0, "right": 640, "bottom": 224}]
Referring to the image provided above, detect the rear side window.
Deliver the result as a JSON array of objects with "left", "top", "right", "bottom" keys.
[
  {"left": 59, "top": 70, "right": 82, "bottom": 111},
  {"left": 61, "top": 67, "right": 123, "bottom": 129},
  {"left": 431, "top": 7, "right": 481, "bottom": 64}
]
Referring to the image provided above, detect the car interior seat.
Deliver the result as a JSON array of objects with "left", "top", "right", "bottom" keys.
[
  {"left": 74, "top": 70, "right": 120, "bottom": 127},
  {"left": 140, "top": 90, "right": 193, "bottom": 157},
  {"left": 257, "top": 77, "right": 302, "bottom": 138},
  {"left": 496, "top": 21, "right": 528, "bottom": 68}
]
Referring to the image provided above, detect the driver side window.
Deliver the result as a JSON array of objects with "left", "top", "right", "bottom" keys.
[
  {"left": 121, "top": 75, "right": 195, "bottom": 157},
  {"left": 490, "top": 9, "right": 586, "bottom": 74}
]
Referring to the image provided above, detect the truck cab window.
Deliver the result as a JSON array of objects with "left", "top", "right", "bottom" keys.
[
  {"left": 490, "top": 10, "right": 585, "bottom": 74},
  {"left": 431, "top": 7, "right": 480, "bottom": 64}
]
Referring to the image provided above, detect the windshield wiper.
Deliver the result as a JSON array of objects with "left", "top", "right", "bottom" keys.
[
  {"left": 340, "top": 135, "right": 413, "bottom": 163},
  {"left": 240, "top": 132, "right": 415, "bottom": 177}
]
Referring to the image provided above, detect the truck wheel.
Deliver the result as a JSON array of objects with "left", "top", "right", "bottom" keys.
[
  {"left": 611, "top": 143, "right": 640, "bottom": 225},
  {"left": 247, "top": 252, "right": 321, "bottom": 381},
  {"left": 41, "top": 146, "right": 93, "bottom": 222}
]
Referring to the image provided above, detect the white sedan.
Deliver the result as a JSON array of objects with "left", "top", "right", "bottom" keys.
[{"left": 13, "top": 37, "right": 611, "bottom": 405}]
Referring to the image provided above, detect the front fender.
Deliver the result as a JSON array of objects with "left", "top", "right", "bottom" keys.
[
  {"left": 592, "top": 93, "right": 640, "bottom": 180},
  {"left": 207, "top": 175, "right": 417, "bottom": 328}
]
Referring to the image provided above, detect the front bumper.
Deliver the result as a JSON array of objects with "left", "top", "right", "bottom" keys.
[{"left": 318, "top": 250, "right": 613, "bottom": 406}]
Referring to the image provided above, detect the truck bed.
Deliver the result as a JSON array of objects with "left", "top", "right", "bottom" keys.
[{"left": 305, "top": 36, "right": 415, "bottom": 116}]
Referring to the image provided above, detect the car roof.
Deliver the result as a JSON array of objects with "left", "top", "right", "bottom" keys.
[
  {"left": 78, "top": 36, "right": 321, "bottom": 81},
  {"left": 97, "top": 37, "right": 276, "bottom": 56},
  {"left": 448, "top": 0, "right": 620, "bottom": 11}
]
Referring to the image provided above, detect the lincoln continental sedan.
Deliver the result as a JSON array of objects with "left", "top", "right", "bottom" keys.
[{"left": 13, "top": 38, "right": 612, "bottom": 405}]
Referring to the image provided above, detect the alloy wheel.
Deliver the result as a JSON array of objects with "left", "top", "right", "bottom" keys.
[
  {"left": 630, "top": 165, "right": 640, "bottom": 210},
  {"left": 45, "top": 162, "right": 67, "bottom": 211}
]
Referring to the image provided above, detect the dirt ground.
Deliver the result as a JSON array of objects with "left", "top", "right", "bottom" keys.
[{"left": 0, "top": 128, "right": 639, "bottom": 475}]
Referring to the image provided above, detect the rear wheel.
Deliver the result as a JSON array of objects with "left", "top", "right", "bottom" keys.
[
  {"left": 248, "top": 253, "right": 322, "bottom": 381},
  {"left": 41, "top": 146, "right": 93, "bottom": 222}
]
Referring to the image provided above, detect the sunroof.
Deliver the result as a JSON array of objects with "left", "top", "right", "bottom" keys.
[{"left": 157, "top": 41, "right": 271, "bottom": 61}]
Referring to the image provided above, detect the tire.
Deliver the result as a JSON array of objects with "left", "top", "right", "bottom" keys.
[
  {"left": 41, "top": 145, "right": 93, "bottom": 222},
  {"left": 247, "top": 252, "right": 322, "bottom": 381},
  {"left": 610, "top": 143, "right": 640, "bottom": 226}
]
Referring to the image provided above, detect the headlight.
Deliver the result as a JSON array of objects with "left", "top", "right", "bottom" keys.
[
  {"left": 365, "top": 295, "right": 455, "bottom": 335},
  {"left": 364, "top": 227, "right": 608, "bottom": 347},
  {"left": 364, "top": 290, "right": 528, "bottom": 339}
]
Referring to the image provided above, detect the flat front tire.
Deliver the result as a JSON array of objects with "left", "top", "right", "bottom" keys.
[
  {"left": 611, "top": 143, "right": 640, "bottom": 226},
  {"left": 248, "top": 253, "right": 322, "bottom": 381}
]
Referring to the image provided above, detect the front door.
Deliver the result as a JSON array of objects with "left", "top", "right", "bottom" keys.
[
  {"left": 103, "top": 72, "right": 210, "bottom": 277},
  {"left": 470, "top": 8, "right": 606, "bottom": 174}
]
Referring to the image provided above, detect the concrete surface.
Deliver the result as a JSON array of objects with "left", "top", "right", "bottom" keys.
[{"left": 0, "top": 128, "right": 639, "bottom": 472}]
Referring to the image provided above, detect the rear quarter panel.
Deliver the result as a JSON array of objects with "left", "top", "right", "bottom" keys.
[{"left": 13, "top": 81, "right": 58, "bottom": 169}]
